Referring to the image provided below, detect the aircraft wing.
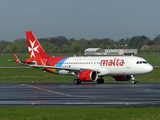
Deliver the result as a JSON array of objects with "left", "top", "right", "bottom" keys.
[
  {"left": 30, "top": 65, "right": 100, "bottom": 72},
  {"left": 13, "top": 53, "right": 36, "bottom": 66}
]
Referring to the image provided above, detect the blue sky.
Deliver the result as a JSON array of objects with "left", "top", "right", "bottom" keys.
[{"left": 0, "top": 0, "right": 160, "bottom": 41}]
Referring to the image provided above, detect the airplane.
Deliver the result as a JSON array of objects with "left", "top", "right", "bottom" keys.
[{"left": 13, "top": 31, "right": 153, "bottom": 84}]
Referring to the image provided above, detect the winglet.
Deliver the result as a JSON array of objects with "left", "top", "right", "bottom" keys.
[{"left": 13, "top": 53, "right": 21, "bottom": 64}]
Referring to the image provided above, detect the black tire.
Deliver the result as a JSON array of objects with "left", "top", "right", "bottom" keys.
[
  {"left": 77, "top": 80, "right": 81, "bottom": 84},
  {"left": 132, "top": 80, "right": 136, "bottom": 84},
  {"left": 73, "top": 79, "right": 78, "bottom": 84},
  {"left": 101, "top": 79, "right": 104, "bottom": 84},
  {"left": 97, "top": 79, "right": 104, "bottom": 84},
  {"left": 73, "top": 79, "right": 81, "bottom": 84}
]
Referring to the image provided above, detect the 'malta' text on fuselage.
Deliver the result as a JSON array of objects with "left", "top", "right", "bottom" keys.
[{"left": 100, "top": 58, "right": 124, "bottom": 66}]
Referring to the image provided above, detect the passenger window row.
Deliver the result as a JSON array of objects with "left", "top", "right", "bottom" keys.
[{"left": 136, "top": 61, "right": 147, "bottom": 64}]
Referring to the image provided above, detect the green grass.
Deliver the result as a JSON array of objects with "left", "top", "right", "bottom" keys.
[
  {"left": 0, "top": 107, "right": 160, "bottom": 120},
  {"left": 139, "top": 55, "right": 160, "bottom": 65},
  {"left": 136, "top": 67, "right": 159, "bottom": 82},
  {"left": 0, "top": 67, "right": 159, "bottom": 82},
  {"left": 0, "top": 53, "right": 29, "bottom": 66},
  {"left": 0, "top": 68, "right": 74, "bottom": 82}
]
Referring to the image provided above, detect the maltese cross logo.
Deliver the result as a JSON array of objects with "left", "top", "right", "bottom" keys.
[{"left": 28, "top": 40, "right": 39, "bottom": 58}]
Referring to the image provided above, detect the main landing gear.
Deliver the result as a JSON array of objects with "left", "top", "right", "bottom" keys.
[
  {"left": 73, "top": 79, "right": 81, "bottom": 84},
  {"left": 73, "top": 77, "right": 104, "bottom": 84},
  {"left": 131, "top": 75, "right": 136, "bottom": 84},
  {"left": 97, "top": 77, "right": 104, "bottom": 84}
]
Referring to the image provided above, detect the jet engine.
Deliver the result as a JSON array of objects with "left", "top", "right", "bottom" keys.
[
  {"left": 112, "top": 75, "right": 131, "bottom": 81},
  {"left": 78, "top": 70, "right": 98, "bottom": 82}
]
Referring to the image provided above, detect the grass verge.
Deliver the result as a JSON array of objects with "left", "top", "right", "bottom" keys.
[
  {"left": 0, "top": 107, "right": 160, "bottom": 120},
  {"left": 0, "top": 67, "right": 159, "bottom": 82}
]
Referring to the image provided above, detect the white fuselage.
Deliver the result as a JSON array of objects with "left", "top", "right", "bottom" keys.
[{"left": 56, "top": 56, "right": 153, "bottom": 76}]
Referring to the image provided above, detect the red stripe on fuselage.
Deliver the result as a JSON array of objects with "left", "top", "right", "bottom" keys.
[{"left": 46, "top": 57, "right": 67, "bottom": 66}]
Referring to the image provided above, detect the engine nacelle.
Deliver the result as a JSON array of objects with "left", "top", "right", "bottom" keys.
[
  {"left": 78, "top": 70, "right": 98, "bottom": 82},
  {"left": 112, "top": 75, "right": 131, "bottom": 81}
]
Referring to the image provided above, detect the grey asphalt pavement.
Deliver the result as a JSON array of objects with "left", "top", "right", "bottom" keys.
[{"left": 0, "top": 82, "right": 160, "bottom": 107}]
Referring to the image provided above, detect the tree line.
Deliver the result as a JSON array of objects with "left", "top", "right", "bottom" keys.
[{"left": 0, "top": 34, "right": 160, "bottom": 54}]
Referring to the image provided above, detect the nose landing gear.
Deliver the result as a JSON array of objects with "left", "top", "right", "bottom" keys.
[{"left": 131, "top": 75, "right": 136, "bottom": 84}]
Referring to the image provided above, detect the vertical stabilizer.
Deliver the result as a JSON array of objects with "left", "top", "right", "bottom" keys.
[{"left": 26, "top": 31, "right": 49, "bottom": 59}]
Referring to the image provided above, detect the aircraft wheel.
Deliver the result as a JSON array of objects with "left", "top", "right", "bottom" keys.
[
  {"left": 73, "top": 79, "right": 81, "bottom": 84},
  {"left": 132, "top": 80, "right": 136, "bottom": 84},
  {"left": 101, "top": 79, "right": 104, "bottom": 84},
  {"left": 73, "top": 79, "right": 78, "bottom": 84},
  {"left": 131, "top": 75, "right": 136, "bottom": 84},
  {"left": 97, "top": 79, "right": 104, "bottom": 84},
  {"left": 77, "top": 80, "right": 81, "bottom": 84}
]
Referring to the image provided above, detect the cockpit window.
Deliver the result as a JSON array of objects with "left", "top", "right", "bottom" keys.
[
  {"left": 143, "top": 61, "right": 147, "bottom": 64},
  {"left": 136, "top": 61, "right": 148, "bottom": 64}
]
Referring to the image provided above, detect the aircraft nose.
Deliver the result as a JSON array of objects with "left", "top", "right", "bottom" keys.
[{"left": 145, "top": 64, "right": 153, "bottom": 73}]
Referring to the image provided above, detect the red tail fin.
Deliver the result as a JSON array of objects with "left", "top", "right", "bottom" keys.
[{"left": 26, "top": 31, "right": 49, "bottom": 59}]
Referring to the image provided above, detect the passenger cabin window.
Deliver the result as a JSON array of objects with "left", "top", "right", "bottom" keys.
[{"left": 136, "top": 61, "right": 147, "bottom": 64}]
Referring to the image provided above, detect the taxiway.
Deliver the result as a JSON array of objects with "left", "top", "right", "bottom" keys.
[{"left": 0, "top": 82, "right": 160, "bottom": 107}]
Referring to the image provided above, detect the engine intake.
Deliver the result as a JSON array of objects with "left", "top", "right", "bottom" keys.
[{"left": 78, "top": 70, "right": 98, "bottom": 82}]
